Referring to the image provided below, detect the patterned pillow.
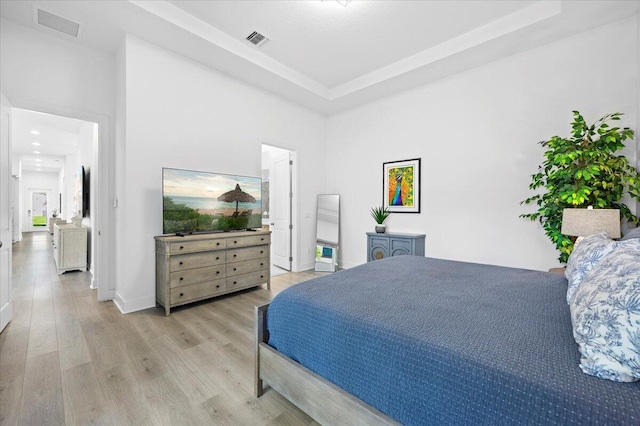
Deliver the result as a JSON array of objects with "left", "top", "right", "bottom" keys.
[
  {"left": 570, "top": 239, "right": 640, "bottom": 382},
  {"left": 621, "top": 227, "right": 640, "bottom": 241},
  {"left": 565, "top": 232, "right": 617, "bottom": 304}
]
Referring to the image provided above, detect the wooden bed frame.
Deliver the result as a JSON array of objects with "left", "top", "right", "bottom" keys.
[{"left": 255, "top": 304, "right": 399, "bottom": 425}]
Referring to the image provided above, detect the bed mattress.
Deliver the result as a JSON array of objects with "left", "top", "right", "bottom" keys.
[{"left": 266, "top": 256, "right": 640, "bottom": 425}]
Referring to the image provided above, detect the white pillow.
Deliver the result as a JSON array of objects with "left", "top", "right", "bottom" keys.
[
  {"left": 565, "top": 232, "right": 618, "bottom": 304},
  {"left": 570, "top": 239, "right": 640, "bottom": 382}
]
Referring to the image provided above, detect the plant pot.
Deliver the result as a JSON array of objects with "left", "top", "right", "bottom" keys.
[{"left": 375, "top": 224, "right": 386, "bottom": 233}]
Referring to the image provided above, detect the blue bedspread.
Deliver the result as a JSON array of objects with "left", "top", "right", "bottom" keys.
[{"left": 266, "top": 256, "right": 640, "bottom": 425}]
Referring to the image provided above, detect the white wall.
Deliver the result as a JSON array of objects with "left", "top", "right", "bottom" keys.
[
  {"left": 326, "top": 17, "right": 639, "bottom": 271},
  {"left": 114, "top": 36, "right": 326, "bottom": 313}
]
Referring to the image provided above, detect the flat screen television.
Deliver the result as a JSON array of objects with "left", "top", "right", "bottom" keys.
[{"left": 162, "top": 167, "right": 262, "bottom": 234}]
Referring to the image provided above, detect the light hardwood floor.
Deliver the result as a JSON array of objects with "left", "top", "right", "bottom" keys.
[{"left": 0, "top": 232, "right": 322, "bottom": 425}]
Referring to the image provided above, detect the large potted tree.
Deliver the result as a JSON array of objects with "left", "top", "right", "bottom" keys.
[{"left": 521, "top": 111, "right": 640, "bottom": 263}]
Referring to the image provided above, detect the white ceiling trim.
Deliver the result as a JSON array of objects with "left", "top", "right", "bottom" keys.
[
  {"left": 128, "top": 0, "right": 329, "bottom": 98},
  {"left": 129, "top": 0, "right": 561, "bottom": 102},
  {"left": 330, "top": 1, "right": 562, "bottom": 99}
]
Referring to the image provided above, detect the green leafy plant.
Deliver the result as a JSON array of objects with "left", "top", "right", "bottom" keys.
[
  {"left": 521, "top": 111, "right": 640, "bottom": 263},
  {"left": 370, "top": 206, "right": 390, "bottom": 224}
]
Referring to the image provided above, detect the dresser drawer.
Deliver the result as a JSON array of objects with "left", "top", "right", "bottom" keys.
[
  {"left": 169, "top": 251, "right": 225, "bottom": 272},
  {"left": 226, "top": 245, "right": 269, "bottom": 263},
  {"left": 227, "top": 259, "right": 269, "bottom": 277},
  {"left": 169, "top": 265, "right": 225, "bottom": 288},
  {"left": 226, "top": 234, "right": 270, "bottom": 249},
  {"left": 170, "top": 279, "right": 225, "bottom": 304},
  {"left": 169, "top": 238, "right": 226, "bottom": 254},
  {"left": 226, "top": 270, "right": 269, "bottom": 291}
]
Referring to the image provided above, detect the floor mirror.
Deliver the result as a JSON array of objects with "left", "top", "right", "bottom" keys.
[{"left": 315, "top": 194, "right": 340, "bottom": 272}]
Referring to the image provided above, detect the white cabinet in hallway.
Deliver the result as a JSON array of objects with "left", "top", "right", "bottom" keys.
[{"left": 53, "top": 223, "right": 87, "bottom": 274}]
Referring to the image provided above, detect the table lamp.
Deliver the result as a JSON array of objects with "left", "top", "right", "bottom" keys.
[{"left": 561, "top": 207, "right": 621, "bottom": 240}]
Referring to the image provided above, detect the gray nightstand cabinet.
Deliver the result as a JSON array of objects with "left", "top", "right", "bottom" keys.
[{"left": 366, "top": 232, "right": 425, "bottom": 262}]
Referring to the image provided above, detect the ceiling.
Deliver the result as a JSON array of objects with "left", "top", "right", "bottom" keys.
[
  {"left": 1, "top": 1, "right": 639, "bottom": 115},
  {"left": 12, "top": 108, "right": 84, "bottom": 173}
]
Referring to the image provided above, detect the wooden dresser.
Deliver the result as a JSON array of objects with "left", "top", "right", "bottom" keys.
[{"left": 155, "top": 230, "right": 271, "bottom": 315}]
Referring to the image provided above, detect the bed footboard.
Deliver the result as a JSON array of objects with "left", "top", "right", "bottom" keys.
[{"left": 254, "top": 304, "right": 398, "bottom": 426}]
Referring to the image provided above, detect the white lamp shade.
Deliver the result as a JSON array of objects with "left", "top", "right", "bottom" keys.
[{"left": 561, "top": 208, "right": 621, "bottom": 238}]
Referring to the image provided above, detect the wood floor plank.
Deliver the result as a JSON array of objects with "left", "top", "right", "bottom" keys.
[
  {"left": 25, "top": 318, "right": 58, "bottom": 359},
  {"left": 60, "top": 362, "right": 114, "bottom": 425},
  {"left": 19, "top": 351, "right": 65, "bottom": 425},
  {"left": 0, "top": 325, "right": 29, "bottom": 380},
  {"left": 96, "top": 364, "right": 156, "bottom": 426},
  {"left": 3, "top": 233, "right": 325, "bottom": 426},
  {"left": 56, "top": 317, "right": 92, "bottom": 371},
  {"left": 0, "top": 374, "right": 24, "bottom": 425}
]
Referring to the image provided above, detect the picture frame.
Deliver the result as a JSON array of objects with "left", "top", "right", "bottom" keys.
[{"left": 383, "top": 158, "right": 421, "bottom": 213}]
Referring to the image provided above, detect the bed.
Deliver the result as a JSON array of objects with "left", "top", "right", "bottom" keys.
[{"left": 255, "top": 256, "right": 640, "bottom": 425}]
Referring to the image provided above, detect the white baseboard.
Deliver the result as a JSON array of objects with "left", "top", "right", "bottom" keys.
[
  {"left": 112, "top": 292, "right": 156, "bottom": 314},
  {"left": 297, "top": 261, "right": 315, "bottom": 272},
  {"left": 89, "top": 269, "right": 97, "bottom": 289},
  {"left": 0, "top": 301, "right": 12, "bottom": 333}
]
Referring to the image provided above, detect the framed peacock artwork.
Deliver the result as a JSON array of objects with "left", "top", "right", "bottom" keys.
[{"left": 383, "top": 158, "right": 421, "bottom": 213}]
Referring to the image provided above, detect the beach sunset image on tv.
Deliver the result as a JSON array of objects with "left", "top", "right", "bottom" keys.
[{"left": 162, "top": 168, "right": 262, "bottom": 234}]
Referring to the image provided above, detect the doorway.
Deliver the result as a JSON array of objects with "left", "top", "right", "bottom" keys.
[
  {"left": 262, "top": 144, "right": 295, "bottom": 275},
  {"left": 8, "top": 104, "right": 112, "bottom": 301},
  {"left": 27, "top": 188, "right": 53, "bottom": 231}
]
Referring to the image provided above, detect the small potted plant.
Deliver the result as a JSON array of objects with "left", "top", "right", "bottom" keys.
[{"left": 370, "top": 206, "right": 390, "bottom": 233}]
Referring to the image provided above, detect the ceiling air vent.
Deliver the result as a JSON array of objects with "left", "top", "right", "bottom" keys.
[
  {"left": 33, "top": 7, "right": 82, "bottom": 38},
  {"left": 246, "top": 31, "right": 270, "bottom": 47}
]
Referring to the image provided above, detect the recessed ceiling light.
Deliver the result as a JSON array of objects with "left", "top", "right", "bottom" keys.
[
  {"left": 36, "top": 159, "right": 42, "bottom": 162},
  {"left": 33, "top": 151, "right": 40, "bottom": 154},
  {"left": 30, "top": 130, "right": 40, "bottom": 135},
  {"left": 36, "top": 168, "right": 42, "bottom": 171},
  {"left": 55, "top": 160, "right": 60, "bottom": 163},
  {"left": 32, "top": 142, "right": 41, "bottom": 146}
]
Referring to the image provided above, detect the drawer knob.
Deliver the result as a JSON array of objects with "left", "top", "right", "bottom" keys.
[
  {"left": 261, "top": 275, "right": 264, "bottom": 278},
  {"left": 179, "top": 245, "right": 184, "bottom": 250},
  {"left": 233, "top": 281, "right": 237, "bottom": 285},
  {"left": 233, "top": 254, "right": 237, "bottom": 258},
  {"left": 216, "top": 285, "right": 220, "bottom": 288},
  {"left": 261, "top": 238, "right": 264, "bottom": 241},
  {"left": 260, "top": 251, "right": 263, "bottom": 254},
  {"left": 234, "top": 240, "right": 237, "bottom": 244},
  {"left": 179, "top": 261, "right": 183, "bottom": 265},
  {"left": 216, "top": 271, "right": 220, "bottom": 275},
  {"left": 260, "top": 263, "right": 264, "bottom": 266},
  {"left": 179, "top": 292, "right": 184, "bottom": 297},
  {"left": 233, "top": 267, "right": 237, "bottom": 271},
  {"left": 216, "top": 242, "right": 220, "bottom": 246},
  {"left": 216, "top": 256, "right": 219, "bottom": 260},
  {"left": 180, "top": 277, "right": 183, "bottom": 281}
]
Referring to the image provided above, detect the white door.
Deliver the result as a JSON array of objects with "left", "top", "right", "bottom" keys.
[
  {"left": 0, "top": 93, "right": 13, "bottom": 332},
  {"left": 271, "top": 148, "right": 292, "bottom": 271}
]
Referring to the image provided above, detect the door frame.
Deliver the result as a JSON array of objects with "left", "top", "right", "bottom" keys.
[
  {"left": 262, "top": 142, "right": 299, "bottom": 272},
  {"left": 1, "top": 92, "right": 13, "bottom": 332},
  {"left": 26, "top": 187, "right": 53, "bottom": 232},
  {"left": 10, "top": 98, "right": 114, "bottom": 301}
]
